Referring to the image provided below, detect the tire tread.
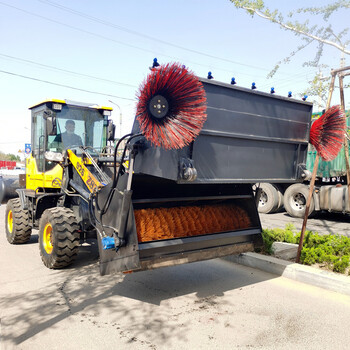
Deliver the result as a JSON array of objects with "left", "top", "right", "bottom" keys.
[
  {"left": 39, "top": 207, "right": 80, "bottom": 269},
  {"left": 5, "top": 198, "right": 32, "bottom": 244}
]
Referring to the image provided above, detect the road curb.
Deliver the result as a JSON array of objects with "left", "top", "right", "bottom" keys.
[{"left": 224, "top": 252, "right": 350, "bottom": 296}]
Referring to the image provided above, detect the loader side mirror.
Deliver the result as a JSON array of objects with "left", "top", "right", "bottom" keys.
[
  {"left": 107, "top": 120, "right": 116, "bottom": 141},
  {"left": 44, "top": 111, "right": 57, "bottom": 136}
]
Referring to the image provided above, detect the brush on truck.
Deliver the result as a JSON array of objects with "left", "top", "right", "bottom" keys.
[{"left": 3, "top": 63, "right": 312, "bottom": 275}]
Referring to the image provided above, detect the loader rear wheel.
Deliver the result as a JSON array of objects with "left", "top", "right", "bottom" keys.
[
  {"left": 283, "top": 184, "right": 315, "bottom": 218},
  {"left": 39, "top": 207, "right": 80, "bottom": 269},
  {"left": 5, "top": 198, "right": 32, "bottom": 244}
]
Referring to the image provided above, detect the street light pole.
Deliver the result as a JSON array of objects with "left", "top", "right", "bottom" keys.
[{"left": 108, "top": 100, "right": 122, "bottom": 138}]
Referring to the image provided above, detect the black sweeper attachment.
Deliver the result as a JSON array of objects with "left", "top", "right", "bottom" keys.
[{"left": 94, "top": 62, "right": 312, "bottom": 275}]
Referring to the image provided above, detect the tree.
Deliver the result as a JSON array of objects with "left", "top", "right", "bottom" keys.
[
  {"left": 229, "top": 1, "right": 350, "bottom": 106},
  {"left": 0, "top": 151, "right": 20, "bottom": 162}
]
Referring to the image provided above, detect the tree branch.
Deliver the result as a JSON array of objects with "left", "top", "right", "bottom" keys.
[{"left": 242, "top": 5, "right": 350, "bottom": 54}]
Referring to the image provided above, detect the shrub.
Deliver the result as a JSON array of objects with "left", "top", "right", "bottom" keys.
[
  {"left": 260, "top": 225, "right": 350, "bottom": 275},
  {"left": 300, "top": 248, "right": 317, "bottom": 265},
  {"left": 333, "top": 256, "right": 350, "bottom": 274}
]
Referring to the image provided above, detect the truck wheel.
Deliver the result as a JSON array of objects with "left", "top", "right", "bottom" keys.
[
  {"left": 256, "top": 183, "right": 280, "bottom": 214},
  {"left": 283, "top": 184, "right": 315, "bottom": 218},
  {"left": 5, "top": 198, "right": 32, "bottom": 244},
  {"left": 39, "top": 207, "right": 80, "bottom": 269},
  {"left": 275, "top": 185, "right": 284, "bottom": 212}
]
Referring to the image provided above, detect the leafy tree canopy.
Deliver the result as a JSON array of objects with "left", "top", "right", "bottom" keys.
[{"left": 230, "top": 1, "right": 350, "bottom": 107}]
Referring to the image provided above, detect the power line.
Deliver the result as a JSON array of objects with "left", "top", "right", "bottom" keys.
[
  {"left": 0, "top": 69, "right": 136, "bottom": 101},
  {"left": 0, "top": 141, "right": 28, "bottom": 145},
  {"left": 0, "top": 1, "right": 283, "bottom": 79},
  {"left": 38, "top": 0, "right": 317, "bottom": 82},
  {"left": 258, "top": 71, "right": 313, "bottom": 90},
  {"left": 38, "top": 0, "right": 273, "bottom": 72},
  {"left": 0, "top": 50, "right": 311, "bottom": 95},
  {"left": 0, "top": 2, "right": 164, "bottom": 57},
  {"left": 0, "top": 1, "right": 315, "bottom": 89},
  {"left": 0, "top": 53, "right": 137, "bottom": 88}
]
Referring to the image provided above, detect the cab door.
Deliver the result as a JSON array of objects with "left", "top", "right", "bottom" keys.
[
  {"left": 32, "top": 111, "right": 46, "bottom": 173},
  {"left": 26, "top": 109, "right": 62, "bottom": 190}
]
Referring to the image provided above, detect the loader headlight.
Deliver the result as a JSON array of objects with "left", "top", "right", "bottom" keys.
[
  {"left": 52, "top": 103, "right": 62, "bottom": 111},
  {"left": 45, "top": 151, "right": 64, "bottom": 163}
]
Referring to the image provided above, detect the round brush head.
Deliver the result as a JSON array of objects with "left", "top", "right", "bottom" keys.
[
  {"left": 309, "top": 105, "right": 346, "bottom": 161},
  {"left": 136, "top": 62, "right": 207, "bottom": 149}
]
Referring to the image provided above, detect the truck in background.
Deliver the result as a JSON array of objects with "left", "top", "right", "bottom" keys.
[
  {"left": 0, "top": 161, "right": 24, "bottom": 204},
  {"left": 0, "top": 160, "right": 17, "bottom": 170},
  {"left": 257, "top": 113, "right": 350, "bottom": 218}
]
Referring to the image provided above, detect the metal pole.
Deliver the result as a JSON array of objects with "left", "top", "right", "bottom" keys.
[
  {"left": 326, "top": 73, "right": 336, "bottom": 108},
  {"left": 296, "top": 154, "right": 319, "bottom": 262},
  {"left": 338, "top": 75, "right": 350, "bottom": 208},
  {"left": 331, "top": 65, "right": 350, "bottom": 75},
  {"left": 108, "top": 100, "right": 123, "bottom": 138}
]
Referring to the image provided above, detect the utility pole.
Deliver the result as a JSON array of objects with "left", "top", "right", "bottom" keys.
[
  {"left": 317, "top": 69, "right": 328, "bottom": 112},
  {"left": 108, "top": 100, "right": 122, "bottom": 138},
  {"left": 318, "top": 70, "right": 323, "bottom": 112},
  {"left": 341, "top": 51, "right": 346, "bottom": 69}
]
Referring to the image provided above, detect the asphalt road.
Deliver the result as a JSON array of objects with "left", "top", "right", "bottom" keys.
[
  {"left": 1, "top": 204, "right": 350, "bottom": 350},
  {"left": 259, "top": 210, "right": 350, "bottom": 236}
]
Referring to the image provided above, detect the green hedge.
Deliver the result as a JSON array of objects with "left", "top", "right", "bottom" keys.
[{"left": 261, "top": 224, "right": 350, "bottom": 275}]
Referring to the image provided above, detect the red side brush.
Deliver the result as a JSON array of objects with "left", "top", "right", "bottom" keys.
[
  {"left": 296, "top": 105, "right": 346, "bottom": 263},
  {"left": 136, "top": 62, "right": 207, "bottom": 149},
  {"left": 309, "top": 105, "right": 346, "bottom": 161}
]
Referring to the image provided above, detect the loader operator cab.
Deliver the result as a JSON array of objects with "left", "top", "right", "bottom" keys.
[
  {"left": 29, "top": 99, "right": 114, "bottom": 174},
  {"left": 49, "top": 119, "right": 84, "bottom": 151}
]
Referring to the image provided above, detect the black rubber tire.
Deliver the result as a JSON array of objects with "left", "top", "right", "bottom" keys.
[
  {"left": 39, "top": 207, "right": 80, "bottom": 269},
  {"left": 5, "top": 198, "right": 32, "bottom": 244},
  {"left": 256, "top": 183, "right": 280, "bottom": 214},
  {"left": 283, "top": 183, "right": 315, "bottom": 218},
  {"left": 275, "top": 184, "right": 284, "bottom": 212}
]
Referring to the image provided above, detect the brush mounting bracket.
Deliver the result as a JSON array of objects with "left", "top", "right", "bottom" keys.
[
  {"left": 297, "top": 163, "right": 312, "bottom": 181},
  {"left": 179, "top": 157, "right": 197, "bottom": 182},
  {"left": 148, "top": 95, "right": 169, "bottom": 119}
]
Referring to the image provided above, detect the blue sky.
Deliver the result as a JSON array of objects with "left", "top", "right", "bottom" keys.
[{"left": 0, "top": 0, "right": 349, "bottom": 156}]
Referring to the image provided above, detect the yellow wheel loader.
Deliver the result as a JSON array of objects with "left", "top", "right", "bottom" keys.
[
  {"left": 5, "top": 99, "right": 115, "bottom": 268},
  {"left": 3, "top": 67, "right": 312, "bottom": 275}
]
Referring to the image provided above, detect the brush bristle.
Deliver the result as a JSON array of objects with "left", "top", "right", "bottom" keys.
[
  {"left": 136, "top": 62, "right": 207, "bottom": 149},
  {"left": 134, "top": 204, "right": 251, "bottom": 242},
  {"left": 309, "top": 105, "right": 346, "bottom": 161}
]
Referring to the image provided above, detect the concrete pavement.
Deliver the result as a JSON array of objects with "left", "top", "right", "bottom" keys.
[
  {"left": 224, "top": 252, "right": 350, "bottom": 296},
  {"left": 259, "top": 211, "right": 350, "bottom": 237},
  {"left": 1, "top": 204, "right": 350, "bottom": 349}
]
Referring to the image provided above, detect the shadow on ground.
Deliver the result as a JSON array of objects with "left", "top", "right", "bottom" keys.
[{"left": 1, "top": 241, "right": 276, "bottom": 347}]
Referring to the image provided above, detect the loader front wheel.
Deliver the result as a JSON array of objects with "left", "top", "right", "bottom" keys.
[
  {"left": 5, "top": 198, "right": 32, "bottom": 244},
  {"left": 39, "top": 207, "right": 80, "bottom": 269}
]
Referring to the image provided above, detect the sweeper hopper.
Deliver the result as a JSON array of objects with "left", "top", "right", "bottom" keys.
[{"left": 94, "top": 64, "right": 313, "bottom": 275}]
